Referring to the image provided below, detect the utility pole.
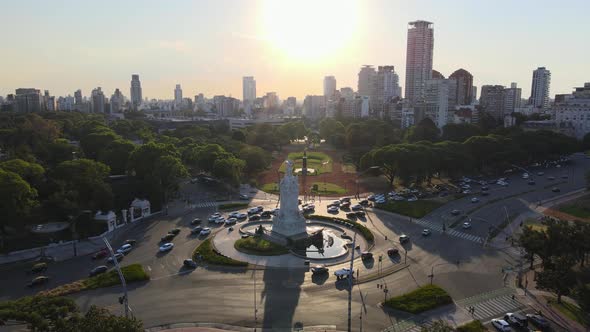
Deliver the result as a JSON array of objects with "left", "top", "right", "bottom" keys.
[
  {"left": 347, "top": 231, "right": 357, "bottom": 332},
  {"left": 254, "top": 269, "right": 258, "bottom": 331},
  {"left": 102, "top": 237, "right": 129, "bottom": 318}
]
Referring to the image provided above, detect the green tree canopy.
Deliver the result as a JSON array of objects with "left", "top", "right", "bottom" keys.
[{"left": 0, "top": 169, "right": 38, "bottom": 231}]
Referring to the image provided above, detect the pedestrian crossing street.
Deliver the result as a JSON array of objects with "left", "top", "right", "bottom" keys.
[
  {"left": 456, "top": 288, "right": 525, "bottom": 321},
  {"left": 414, "top": 218, "right": 484, "bottom": 244},
  {"left": 381, "top": 318, "right": 427, "bottom": 332},
  {"left": 192, "top": 201, "right": 218, "bottom": 208}
]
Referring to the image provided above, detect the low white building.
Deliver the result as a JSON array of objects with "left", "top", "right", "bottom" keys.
[{"left": 553, "top": 82, "right": 590, "bottom": 139}]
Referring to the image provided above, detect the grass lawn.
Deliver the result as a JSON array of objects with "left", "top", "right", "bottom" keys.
[
  {"left": 279, "top": 151, "right": 332, "bottom": 175},
  {"left": 457, "top": 320, "right": 486, "bottom": 332},
  {"left": 524, "top": 218, "right": 548, "bottom": 231},
  {"left": 384, "top": 284, "right": 452, "bottom": 314},
  {"left": 260, "top": 183, "right": 280, "bottom": 194},
  {"left": 376, "top": 200, "right": 444, "bottom": 218},
  {"left": 39, "top": 264, "right": 149, "bottom": 297},
  {"left": 218, "top": 202, "right": 249, "bottom": 210},
  {"left": 194, "top": 238, "right": 248, "bottom": 267},
  {"left": 545, "top": 296, "right": 589, "bottom": 327},
  {"left": 341, "top": 163, "right": 357, "bottom": 174},
  {"left": 310, "top": 182, "right": 347, "bottom": 195},
  {"left": 558, "top": 195, "right": 590, "bottom": 219},
  {"left": 234, "top": 236, "right": 289, "bottom": 256}
]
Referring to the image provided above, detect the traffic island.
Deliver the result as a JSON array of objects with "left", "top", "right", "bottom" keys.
[
  {"left": 457, "top": 320, "right": 486, "bottom": 332},
  {"left": 193, "top": 238, "right": 248, "bottom": 267},
  {"left": 234, "top": 236, "right": 289, "bottom": 256},
  {"left": 383, "top": 284, "right": 453, "bottom": 314}
]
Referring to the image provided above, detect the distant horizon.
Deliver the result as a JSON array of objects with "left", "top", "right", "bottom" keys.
[{"left": 1, "top": 0, "right": 588, "bottom": 101}]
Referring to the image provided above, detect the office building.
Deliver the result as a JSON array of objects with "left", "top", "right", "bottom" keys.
[
  {"left": 242, "top": 76, "right": 256, "bottom": 102},
  {"left": 130, "top": 74, "right": 142, "bottom": 109},
  {"left": 449, "top": 68, "right": 474, "bottom": 105},
  {"left": 339, "top": 87, "right": 355, "bottom": 100},
  {"left": 44, "top": 90, "right": 55, "bottom": 111},
  {"left": 110, "top": 88, "right": 125, "bottom": 113},
  {"left": 15, "top": 88, "right": 42, "bottom": 113},
  {"left": 530, "top": 67, "right": 551, "bottom": 110},
  {"left": 341, "top": 96, "right": 370, "bottom": 119},
  {"left": 213, "top": 95, "right": 240, "bottom": 117},
  {"left": 358, "top": 65, "right": 376, "bottom": 96},
  {"left": 74, "top": 89, "right": 83, "bottom": 105},
  {"left": 264, "top": 92, "right": 279, "bottom": 109},
  {"left": 405, "top": 20, "right": 434, "bottom": 105},
  {"left": 174, "top": 84, "right": 183, "bottom": 104},
  {"left": 91, "top": 87, "right": 106, "bottom": 113},
  {"left": 425, "top": 78, "right": 457, "bottom": 128},
  {"left": 370, "top": 66, "right": 401, "bottom": 116},
  {"left": 503, "top": 83, "right": 522, "bottom": 115},
  {"left": 479, "top": 85, "right": 505, "bottom": 120},
  {"left": 324, "top": 76, "right": 337, "bottom": 100},
  {"left": 303, "top": 95, "right": 326, "bottom": 119},
  {"left": 57, "top": 96, "right": 75, "bottom": 111},
  {"left": 554, "top": 82, "right": 590, "bottom": 139}
]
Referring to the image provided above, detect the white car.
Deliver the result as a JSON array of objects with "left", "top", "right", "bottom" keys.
[
  {"left": 334, "top": 268, "right": 353, "bottom": 278},
  {"left": 462, "top": 222, "right": 471, "bottom": 229},
  {"left": 215, "top": 217, "right": 226, "bottom": 224},
  {"left": 522, "top": 173, "right": 529, "bottom": 179},
  {"left": 236, "top": 213, "right": 248, "bottom": 219},
  {"left": 375, "top": 199, "right": 386, "bottom": 204},
  {"left": 159, "top": 243, "right": 174, "bottom": 252},
  {"left": 471, "top": 197, "right": 479, "bottom": 203},
  {"left": 491, "top": 319, "right": 512, "bottom": 331},
  {"left": 116, "top": 244, "right": 133, "bottom": 255},
  {"left": 351, "top": 204, "right": 362, "bottom": 211},
  {"left": 247, "top": 207, "right": 258, "bottom": 214},
  {"left": 421, "top": 229, "right": 431, "bottom": 236},
  {"left": 331, "top": 200, "right": 341, "bottom": 206},
  {"left": 407, "top": 196, "right": 418, "bottom": 202},
  {"left": 228, "top": 211, "right": 240, "bottom": 218},
  {"left": 327, "top": 206, "right": 339, "bottom": 213},
  {"left": 462, "top": 190, "right": 471, "bottom": 194},
  {"left": 208, "top": 214, "right": 221, "bottom": 222},
  {"left": 200, "top": 228, "right": 211, "bottom": 236}
]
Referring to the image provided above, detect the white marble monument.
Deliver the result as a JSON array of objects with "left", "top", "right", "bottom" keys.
[{"left": 272, "top": 160, "right": 308, "bottom": 240}]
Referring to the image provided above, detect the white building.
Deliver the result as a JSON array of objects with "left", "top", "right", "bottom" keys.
[
  {"left": 553, "top": 82, "right": 590, "bottom": 139},
  {"left": 242, "top": 76, "right": 256, "bottom": 102},
  {"left": 57, "top": 95, "right": 75, "bottom": 111},
  {"left": 357, "top": 65, "right": 376, "bottom": 97},
  {"left": 371, "top": 66, "right": 401, "bottom": 116},
  {"left": 405, "top": 20, "right": 434, "bottom": 105},
  {"left": 130, "top": 74, "right": 142, "bottom": 109},
  {"left": 110, "top": 88, "right": 125, "bottom": 113},
  {"left": 425, "top": 78, "right": 456, "bottom": 128},
  {"left": 503, "top": 82, "right": 522, "bottom": 115},
  {"left": 174, "top": 84, "right": 183, "bottom": 104},
  {"left": 401, "top": 107, "right": 415, "bottom": 128},
  {"left": 530, "top": 67, "right": 551, "bottom": 110},
  {"left": 323, "top": 76, "right": 337, "bottom": 100}
]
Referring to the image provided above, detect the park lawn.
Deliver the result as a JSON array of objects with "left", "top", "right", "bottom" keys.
[
  {"left": 310, "top": 182, "right": 347, "bottom": 195},
  {"left": 384, "top": 284, "right": 452, "bottom": 314},
  {"left": 376, "top": 200, "right": 444, "bottom": 218},
  {"left": 341, "top": 163, "right": 357, "bottom": 174},
  {"left": 545, "top": 296, "right": 589, "bottom": 327},
  {"left": 457, "top": 320, "right": 486, "bottom": 332},
  {"left": 260, "top": 183, "right": 280, "bottom": 194},
  {"left": 558, "top": 196, "right": 590, "bottom": 219},
  {"left": 219, "top": 202, "right": 249, "bottom": 210},
  {"left": 279, "top": 151, "right": 332, "bottom": 175},
  {"left": 194, "top": 238, "right": 248, "bottom": 267},
  {"left": 38, "top": 264, "right": 149, "bottom": 297},
  {"left": 524, "top": 218, "right": 548, "bottom": 231},
  {"left": 234, "top": 236, "right": 289, "bottom": 256}
]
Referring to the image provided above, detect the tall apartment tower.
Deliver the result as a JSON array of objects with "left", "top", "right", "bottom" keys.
[
  {"left": 242, "top": 76, "right": 256, "bottom": 102},
  {"left": 174, "top": 84, "right": 183, "bottom": 104},
  {"left": 405, "top": 20, "right": 434, "bottom": 105},
  {"left": 503, "top": 82, "right": 522, "bottom": 114},
  {"left": 323, "top": 76, "right": 337, "bottom": 100},
  {"left": 529, "top": 67, "right": 551, "bottom": 110},
  {"left": 358, "top": 65, "right": 376, "bottom": 96},
  {"left": 91, "top": 87, "right": 105, "bottom": 113},
  {"left": 130, "top": 74, "right": 142, "bottom": 109},
  {"left": 480, "top": 85, "right": 505, "bottom": 120},
  {"left": 74, "top": 89, "right": 83, "bottom": 105},
  {"left": 449, "top": 68, "right": 474, "bottom": 106}
]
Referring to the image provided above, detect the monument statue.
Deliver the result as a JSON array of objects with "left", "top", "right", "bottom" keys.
[{"left": 272, "top": 160, "right": 308, "bottom": 240}]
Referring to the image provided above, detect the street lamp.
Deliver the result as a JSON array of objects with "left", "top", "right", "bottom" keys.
[{"left": 428, "top": 261, "right": 460, "bottom": 285}]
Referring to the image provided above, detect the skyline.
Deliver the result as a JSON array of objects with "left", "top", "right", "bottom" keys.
[{"left": 1, "top": 0, "right": 589, "bottom": 101}]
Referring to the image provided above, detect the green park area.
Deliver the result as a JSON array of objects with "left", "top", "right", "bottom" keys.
[
  {"left": 310, "top": 182, "right": 347, "bottom": 195},
  {"left": 457, "top": 320, "right": 486, "bottom": 332},
  {"left": 194, "top": 238, "right": 248, "bottom": 267},
  {"left": 279, "top": 151, "right": 332, "bottom": 175},
  {"left": 234, "top": 236, "right": 289, "bottom": 256},
  {"left": 545, "top": 296, "right": 589, "bottom": 327},
  {"left": 376, "top": 200, "right": 444, "bottom": 218},
  {"left": 383, "top": 284, "right": 453, "bottom": 314},
  {"left": 558, "top": 195, "right": 590, "bottom": 219}
]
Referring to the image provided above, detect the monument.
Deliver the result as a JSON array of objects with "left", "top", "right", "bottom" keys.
[{"left": 272, "top": 160, "right": 308, "bottom": 242}]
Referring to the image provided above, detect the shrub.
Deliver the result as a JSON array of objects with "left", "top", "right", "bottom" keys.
[
  {"left": 218, "top": 202, "right": 249, "bottom": 210},
  {"left": 193, "top": 238, "right": 248, "bottom": 267},
  {"left": 383, "top": 284, "right": 452, "bottom": 314},
  {"left": 307, "top": 214, "right": 374, "bottom": 243},
  {"left": 457, "top": 320, "right": 486, "bottom": 332},
  {"left": 234, "top": 236, "right": 289, "bottom": 256}
]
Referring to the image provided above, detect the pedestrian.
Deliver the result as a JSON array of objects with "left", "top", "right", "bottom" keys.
[
  {"left": 511, "top": 294, "right": 515, "bottom": 300},
  {"left": 385, "top": 235, "right": 388, "bottom": 240}
]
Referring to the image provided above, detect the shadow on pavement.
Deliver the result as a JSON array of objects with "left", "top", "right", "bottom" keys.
[{"left": 260, "top": 267, "right": 305, "bottom": 331}]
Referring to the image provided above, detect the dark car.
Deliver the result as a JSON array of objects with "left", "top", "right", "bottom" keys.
[
  {"left": 183, "top": 259, "right": 197, "bottom": 268},
  {"left": 249, "top": 214, "right": 261, "bottom": 221},
  {"left": 526, "top": 314, "right": 550, "bottom": 329},
  {"left": 89, "top": 265, "right": 108, "bottom": 277},
  {"left": 451, "top": 209, "right": 461, "bottom": 216},
  {"left": 551, "top": 187, "right": 560, "bottom": 192},
  {"left": 481, "top": 191, "right": 490, "bottom": 196},
  {"left": 346, "top": 212, "right": 357, "bottom": 219},
  {"left": 528, "top": 180, "right": 536, "bottom": 185},
  {"left": 361, "top": 252, "right": 373, "bottom": 260},
  {"left": 399, "top": 235, "right": 410, "bottom": 244},
  {"left": 190, "top": 218, "right": 202, "bottom": 225},
  {"left": 355, "top": 211, "right": 366, "bottom": 217},
  {"left": 481, "top": 186, "right": 489, "bottom": 191},
  {"left": 311, "top": 265, "right": 329, "bottom": 274},
  {"left": 124, "top": 239, "right": 137, "bottom": 246},
  {"left": 92, "top": 249, "right": 109, "bottom": 260},
  {"left": 261, "top": 211, "right": 272, "bottom": 218},
  {"left": 191, "top": 226, "right": 203, "bottom": 234},
  {"left": 30, "top": 263, "right": 48, "bottom": 273},
  {"left": 168, "top": 228, "right": 181, "bottom": 235},
  {"left": 239, "top": 194, "right": 249, "bottom": 200},
  {"left": 161, "top": 233, "right": 176, "bottom": 242},
  {"left": 106, "top": 253, "right": 124, "bottom": 264},
  {"left": 359, "top": 199, "right": 369, "bottom": 206},
  {"left": 504, "top": 312, "right": 527, "bottom": 328},
  {"left": 27, "top": 276, "right": 50, "bottom": 287},
  {"left": 387, "top": 248, "right": 399, "bottom": 256}
]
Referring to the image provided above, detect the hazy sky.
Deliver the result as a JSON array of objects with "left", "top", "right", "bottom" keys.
[{"left": 1, "top": 0, "right": 588, "bottom": 101}]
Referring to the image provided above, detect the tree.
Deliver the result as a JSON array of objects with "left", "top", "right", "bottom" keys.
[
  {"left": 80, "top": 129, "right": 119, "bottom": 160},
  {"left": 406, "top": 118, "right": 440, "bottom": 142},
  {"left": 420, "top": 320, "right": 454, "bottom": 332},
  {"left": 231, "top": 130, "right": 246, "bottom": 142},
  {"left": 239, "top": 145, "right": 271, "bottom": 175},
  {"left": 518, "top": 226, "right": 547, "bottom": 268},
  {"left": 98, "top": 139, "right": 136, "bottom": 175},
  {"left": 0, "top": 169, "right": 38, "bottom": 234},
  {"left": 536, "top": 256, "right": 576, "bottom": 303},
  {"left": 212, "top": 156, "right": 245, "bottom": 185},
  {"left": 583, "top": 132, "right": 590, "bottom": 151},
  {"left": 441, "top": 123, "right": 482, "bottom": 142},
  {"left": 154, "top": 155, "right": 188, "bottom": 203},
  {"left": 0, "top": 158, "right": 45, "bottom": 187}
]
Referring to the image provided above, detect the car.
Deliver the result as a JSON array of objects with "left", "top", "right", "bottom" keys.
[
  {"left": 341, "top": 232, "right": 352, "bottom": 240},
  {"left": 527, "top": 180, "right": 536, "bottom": 185},
  {"left": 239, "top": 194, "right": 249, "bottom": 200},
  {"left": 303, "top": 204, "right": 315, "bottom": 210},
  {"left": 191, "top": 226, "right": 203, "bottom": 234},
  {"left": 387, "top": 248, "right": 399, "bottom": 256},
  {"left": 526, "top": 314, "right": 550, "bottom": 329},
  {"left": 236, "top": 212, "right": 248, "bottom": 219},
  {"left": 183, "top": 259, "right": 197, "bottom": 268},
  {"left": 340, "top": 197, "right": 351, "bottom": 203},
  {"left": 208, "top": 215, "right": 220, "bottom": 222},
  {"left": 106, "top": 253, "right": 124, "bottom": 264},
  {"left": 346, "top": 212, "right": 357, "bottom": 219},
  {"left": 311, "top": 265, "right": 329, "bottom": 274},
  {"left": 92, "top": 249, "right": 109, "bottom": 260},
  {"left": 359, "top": 199, "right": 369, "bottom": 206},
  {"left": 200, "top": 228, "right": 211, "bottom": 236},
  {"left": 271, "top": 208, "right": 280, "bottom": 215},
  {"left": 481, "top": 186, "right": 489, "bottom": 191},
  {"left": 471, "top": 197, "right": 479, "bottom": 203},
  {"left": 30, "top": 262, "right": 48, "bottom": 273},
  {"left": 248, "top": 214, "right": 260, "bottom": 221},
  {"left": 116, "top": 244, "right": 133, "bottom": 255},
  {"left": 327, "top": 206, "right": 339, "bottom": 213},
  {"left": 355, "top": 210, "right": 366, "bottom": 217},
  {"left": 399, "top": 235, "right": 410, "bottom": 244},
  {"left": 407, "top": 196, "right": 418, "bottom": 202},
  {"left": 551, "top": 187, "right": 560, "bottom": 192},
  {"left": 169, "top": 228, "right": 181, "bottom": 235},
  {"left": 451, "top": 209, "right": 461, "bottom": 216},
  {"left": 255, "top": 206, "right": 264, "bottom": 212},
  {"left": 247, "top": 207, "right": 259, "bottom": 215},
  {"left": 159, "top": 243, "right": 174, "bottom": 252},
  {"left": 556, "top": 164, "right": 562, "bottom": 168},
  {"left": 462, "top": 222, "right": 472, "bottom": 229},
  {"left": 462, "top": 190, "right": 471, "bottom": 194},
  {"left": 504, "top": 312, "right": 527, "bottom": 328},
  {"left": 422, "top": 229, "right": 431, "bottom": 236},
  {"left": 89, "top": 265, "right": 108, "bottom": 277},
  {"left": 361, "top": 252, "right": 373, "bottom": 260},
  {"left": 228, "top": 211, "right": 240, "bottom": 218},
  {"left": 161, "top": 233, "right": 175, "bottom": 242},
  {"left": 537, "top": 172, "right": 544, "bottom": 176},
  {"left": 547, "top": 176, "right": 555, "bottom": 180},
  {"left": 123, "top": 239, "right": 137, "bottom": 246},
  {"left": 331, "top": 200, "right": 341, "bottom": 206},
  {"left": 522, "top": 173, "right": 529, "bottom": 179},
  {"left": 261, "top": 211, "right": 272, "bottom": 218},
  {"left": 334, "top": 268, "right": 353, "bottom": 279},
  {"left": 491, "top": 319, "right": 512, "bottom": 332},
  {"left": 214, "top": 217, "right": 226, "bottom": 224},
  {"left": 481, "top": 191, "right": 490, "bottom": 196},
  {"left": 27, "top": 276, "right": 50, "bottom": 287},
  {"left": 302, "top": 206, "right": 314, "bottom": 213},
  {"left": 340, "top": 201, "right": 351, "bottom": 208},
  {"left": 225, "top": 218, "right": 237, "bottom": 225},
  {"left": 190, "top": 218, "right": 202, "bottom": 225},
  {"left": 367, "top": 194, "right": 376, "bottom": 201},
  {"left": 375, "top": 198, "right": 387, "bottom": 204}
]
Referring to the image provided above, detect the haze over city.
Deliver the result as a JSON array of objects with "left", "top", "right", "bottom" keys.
[{"left": 1, "top": 0, "right": 589, "bottom": 100}]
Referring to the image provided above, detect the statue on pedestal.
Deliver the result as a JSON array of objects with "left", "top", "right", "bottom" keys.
[{"left": 272, "top": 160, "right": 308, "bottom": 240}]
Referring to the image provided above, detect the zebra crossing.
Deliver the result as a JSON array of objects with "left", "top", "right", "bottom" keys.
[
  {"left": 456, "top": 288, "right": 525, "bottom": 321},
  {"left": 381, "top": 319, "right": 427, "bottom": 332},
  {"left": 414, "top": 218, "right": 484, "bottom": 244},
  {"left": 192, "top": 201, "right": 218, "bottom": 209}
]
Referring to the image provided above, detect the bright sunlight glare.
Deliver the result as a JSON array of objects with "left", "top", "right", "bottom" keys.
[{"left": 262, "top": 0, "right": 358, "bottom": 61}]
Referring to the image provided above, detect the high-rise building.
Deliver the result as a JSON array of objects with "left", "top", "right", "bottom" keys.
[
  {"left": 213, "top": 96, "right": 240, "bottom": 118},
  {"left": 358, "top": 65, "right": 376, "bottom": 96},
  {"left": 530, "top": 67, "right": 551, "bottom": 110},
  {"left": 44, "top": 90, "right": 55, "bottom": 111},
  {"left": 370, "top": 66, "right": 401, "bottom": 116},
  {"left": 110, "top": 88, "right": 125, "bottom": 113},
  {"left": 74, "top": 89, "right": 83, "bottom": 105},
  {"left": 57, "top": 96, "right": 75, "bottom": 111},
  {"left": 130, "top": 74, "right": 142, "bottom": 109},
  {"left": 503, "top": 83, "right": 522, "bottom": 115},
  {"left": 174, "top": 84, "right": 183, "bottom": 104},
  {"left": 339, "top": 87, "right": 355, "bottom": 100},
  {"left": 405, "top": 20, "right": 434, "bottom": 105},
  {"left": 449, "top": 68, "right": 474, "bottom": 106},
  {"left": 479, "top": 85, "right": 505, "bottom": 119},
  {"left": 91, "top": 87, "right": 105, "bottom": 113},
  {"left": 425, "top": 78, "right": 456, "bottom": 128},
  {"left": 15, "top": 88, "right": 42, "bottom": 113},
  {"left": 242, "top": 76, "right": 256, "bottom": 102},
  {"left": 323, "top": 76, "right": 337, "bottom": 100},
  {"left": 431, "top": 70, "right": 444, "bottom": 80},
  {"left": 303, "top": 95, "right": 326, "bottom": 119},
  {"left": 264, "top": 92, "right": 279, "bottom": 109},
  {"left": 554, "top": 82, "right": 590, "bottom": 139}
]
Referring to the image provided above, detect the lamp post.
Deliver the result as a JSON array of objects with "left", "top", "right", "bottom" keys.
[
  {"left": 102, "top": 237, "right": 130, "bottom": 318},
  {"left": 428, "top": 261, "right": 460, "bottom": 285}
]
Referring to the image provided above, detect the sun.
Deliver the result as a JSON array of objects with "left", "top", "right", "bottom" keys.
[{"left": 262, "top": 0, "right": 358, "bottom": 61}]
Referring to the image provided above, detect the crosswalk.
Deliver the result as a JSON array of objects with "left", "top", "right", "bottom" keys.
[
  {"left": 381, "top": 319, "right": 426, "bottom": 332},
  {"left": 456, "top": 288, "right": 525, "bottom": 321},
  {"left": 414, "top": 218, "right": 484, "bottom": 244},
  {"left": 192, "top": 201, "right": 218, "bottom": 208}
]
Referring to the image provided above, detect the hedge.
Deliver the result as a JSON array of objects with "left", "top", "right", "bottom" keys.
[
  {"left": 307, "top": 214, "right": 374, "bottom": 243},
  {"left": 193, "top": 238, "right": 248, "bottom": 267},
  {"left": 457, "top": 320, "right": 486, "bottom": 332},
  {"left": 383, "top": 284, "right": 452, "bottom": 314},
  {"left": 218, "top": 202, "right": 249, "bottom": 210},
  {"left": 234, "top": 236, "right": 289, "bottom": 256}
]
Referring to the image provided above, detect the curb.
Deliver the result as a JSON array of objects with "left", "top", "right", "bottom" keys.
[{"left": 145, "top": 322, "right": 341, "bottom": 332}]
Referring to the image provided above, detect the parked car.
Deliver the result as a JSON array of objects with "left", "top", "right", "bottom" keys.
[
  {"left": 106, "top": 253, "right": 124, "bottom": 264},
  {"left": 89, "top": 265, "right": 108, "bottom": 277},
  {"left": 27, "top": 276, "right": 50, "bottom": 287},
  {"left": 421, "top": 229, "right": 431, "bottom": 236},
  {"left": 168, "top": 228, "right": 181, "bottom": 235},
  {"left": 261, "top": 210, "right": 272, "bottom": 218},
  {"left": 191, "top": 226, "right": 203, "bottom": 234},
  {"left": 239, "top": 194, "right": 249, "bottom": 200},
  {"left": 361, "top": 252, "right": 373, "bottom": 260},
  {"left": 249, "top": 214, "right": 261, "bottom": 221},
  {"left": 355, "top": 210, "right": 366, "bottom": 217},
  {"left": 161, "top": 233, "right": 175, "bottom": 242},
  {"left": 491, "top": 319, "right": 512, "bottom": 332},
  {"left": 462, "top": 222, "right": 472, "bottom": 229},
  {"left": 236, "top": 212, "right": 248, "bottom": 219},
  {"left": 208, "top": 214, "right": 221, "bottom": 222},
  {"left": 183, "top": 259, "right": 197, "bottom": 268},
  {"left": 331, "top": 200, "right": 341, "bottom": 206},
  {"left": 190, "top": 218, "right": 202, "bottom": 225},
  {"left": 387, "top": 248, "right": 399, "bottom": 256},
  {"left": 228, "top": 211, "right": 240, "bottom": 218},
  {"left": 124, "top": 239, "right": 137, "bottom": 246},
  {"left": 200, "top": 228, "right": 211, "bottom": 236},
  {"left": 334, "top": 268, "right": 353, "bottom": 279},
  {"left": 525, "top": 314, "right": 550, "bottom": 329},
  {"left": 116, "top": 244, "right": 133, "bottom": 255},
  {"left": 159, "top": 243, "right": 174, "bottom": 252},
  {"left": 551, "top": 187, "right": 560, "bottom": 192},
  {"left": 346, "top": 212, "right": 357, "bottom": 219},
  {"left": 30, "top": 263, "right": 48, "bottom": 273},
  {"left": 327, "top": 206, "right": 339, "bottom": 213},
  {"left": 547, "top": 176, "right": 555, "bottom": 180},
  {"left": 504, "top": 312, "right": 527, "bottom": 329},
  {"left": 340, "top": 197, "right": 351, "bottom": 203},
  {"left": 399, "top": 235, "right": 410, "bottom": 244},
  {"left": 311, "top": 265, "right": 329, "bottom": 274},
  {"left": 359, "top": 199, "right": 369, "bottom": 206},
  {"left": 481, "top": 186, "right": 489, "bottom": 191},
  {"left": 92, "top": 249, "right": 109, "bottom": 260},
  {"left": 451, "top": 209, "right": 461, "bottom": 216},
  {"left": 367, "top": 195, "right": 376, "bottom": 201},
  {"left": 225, "top": 218, "right": 237, "bottom": 225},
  {"left": 481, "top": 191, "right": 490, "bottom": 196},
  {"left": 214, "top": 217, "right": 226, "bottom": 224},
  {"left": 407, "top": 196, "right": 418, "bottom": 202},
  {"left": 471, "top": 197, "right": 479, "bottom": 203},
  {"left": 340, "top": 201, "right": 351, "bottom": 209},
  {"left": 537, "top": 172, "right": 545, "bottom": 176}
]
